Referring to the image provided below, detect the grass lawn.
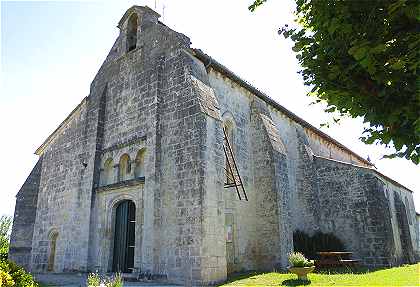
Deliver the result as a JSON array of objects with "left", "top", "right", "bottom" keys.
[{"left": 219, "top": 263, "right": 419, "bottom": 286}]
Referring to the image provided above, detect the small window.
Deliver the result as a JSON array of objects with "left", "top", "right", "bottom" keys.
[
  {"left": 126, "top": 13, "right": 138, "bottom": 52},
  {"left": 226, "top": 225, "right": 233, "bottom": 243},
  {"left": 225, "top": 213, "right": 234, "bottom": 243},
  {"left": 119, "top": 154, "right": 131, "bottom": 181},
  {"left": 224, "top": 120, "right": 235, "bottom": 185}
]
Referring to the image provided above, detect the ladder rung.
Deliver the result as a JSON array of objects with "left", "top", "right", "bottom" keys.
[{"left": 224, "top": 183, "right": 239, "bottom": 188}]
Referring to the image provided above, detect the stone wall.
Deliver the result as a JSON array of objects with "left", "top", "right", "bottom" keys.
[
  {"left": 249, "top": 101, "right": 281, "bottom": 269},
  {"left": 417, "top": 215, "right": 420, "bottom": 257},
  {"left": 207, "top": 67, "right": 296, "bottom": 273},
  {"left": 304, "top": 129, "right": 370, "bottom": 167},
  {"left": 29, "top": 100, "right": 92, "bottom": 272},
  {"left": 314, "top": 156, "right": 417, "bottom": 267},
  {"left": 391, "top": 189, "right": 416, "bottom": 264},
  {"left": 314, "top": 157, "right": 394, "bottom": 266},
  {"left": 85, "top": 8, "right": 228, "bottom": 284},
  {"left": 250, "top": 99, "right": 292, "bottom": 269},
  {"left": 207, "top": 69, "right": 258, "bottom": 274},
  {"left": 205, "top": 63, "right": 417, "bottom": 270},
  {"left": 9, "top": 158, "right": 43, "bottom": 270}
]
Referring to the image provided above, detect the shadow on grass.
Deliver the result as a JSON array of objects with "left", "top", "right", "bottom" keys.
[
  {"left": 314, "top": 266, "right": 386, "bottom": 274},
  {"left": 224, "top": 271, "right": 267, "bottom": 284},
  {"left": 281, "top": 279, "right": 311, "bottom": 286}
]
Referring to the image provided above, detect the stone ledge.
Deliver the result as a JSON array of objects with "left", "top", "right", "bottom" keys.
[
  {"left": 101, "top": 135, "right": 147, "bottom": 154},
  {"left": 96, "top": 177, "right": 145, "bottom": 192}
]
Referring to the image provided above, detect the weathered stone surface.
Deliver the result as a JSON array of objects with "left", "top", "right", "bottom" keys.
[
  {"left": 9, "top": 158, "right": 43, "bottom": 270},
  {"left": 9, "top": 5, "right": 418, "bottom": 286},
  {"left": 314, "top": 158, "right": 393, "bottom": 266}
]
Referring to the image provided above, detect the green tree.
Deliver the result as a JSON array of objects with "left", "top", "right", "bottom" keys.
[
  {"left": 0, "top": 216, "right": 12, "bottom": 259},
  {"left": 250, "top": 0, "right": 420, "bottom": 164}
]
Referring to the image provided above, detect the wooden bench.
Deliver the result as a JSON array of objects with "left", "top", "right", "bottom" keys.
[{"left": 316, "top": 252, "right": 360, "bottom": 268}]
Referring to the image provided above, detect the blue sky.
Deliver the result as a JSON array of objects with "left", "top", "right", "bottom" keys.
[{"left": 1, "top": 0, "right": 419, "bottom": 217}]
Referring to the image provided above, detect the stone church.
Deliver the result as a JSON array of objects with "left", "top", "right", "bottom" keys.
[{"left": 9, "top": 5, "right": 419, "bottom": 285}]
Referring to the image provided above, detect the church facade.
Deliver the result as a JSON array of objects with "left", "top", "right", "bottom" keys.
[{"left": 9, "top": 6, "right": 419, "bottom": 285}]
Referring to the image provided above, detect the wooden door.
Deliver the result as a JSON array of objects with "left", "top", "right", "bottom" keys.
[
  {"left": 225, "top": 213, "right": 235, "bottom": 274},
  {"left": 113, "top": 200, "right": 136, "bottom": 272}
]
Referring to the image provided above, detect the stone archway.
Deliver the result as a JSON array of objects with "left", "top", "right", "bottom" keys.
[
  {"left": 47, "top": 230, "right": 58, "bottom": 272},
  {"left": 112, "top": 200, "right": 136, "bottom": 273},
  {"left": 126, "top": 13, "right": 138, "bottom": 52}
]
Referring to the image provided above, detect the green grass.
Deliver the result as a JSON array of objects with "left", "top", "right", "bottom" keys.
[{"left": 219, "top": 263, "right": 419, "bottom": 286}]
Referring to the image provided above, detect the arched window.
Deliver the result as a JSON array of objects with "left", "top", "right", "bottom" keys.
[
  {"left": 224, "top": 120, "right": 234, "bottom": 149},
  {"left": 126, "top": 13, "right": 138, "bottom": 52},
  {"left": 134, "top": 149, "right": 146, "bottom": 178},
  {"left": 224, "top": 119, "right": 235, "bottom": 185},
  {"left": 119, "top": 154, "right": 131, "bottom": 181},
  {"left": 47, "top": 231, "right": 58, "bottom": 272},
  {"left": 101, "top": 158, "right": 114, "bottom": 186}
]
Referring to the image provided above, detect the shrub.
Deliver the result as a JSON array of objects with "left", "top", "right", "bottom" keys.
[
  {"left": 105, "top": 273, "right": 123, "bottom": 287},
  {"left": 288, "top": 252, "right": 314, "bottom": 267},
  {"left": 0, "top": 270, "right": 14, "bottom": 287},
  {"left": 87, "top": 272, "right": 123, "bottom": 287},
  {"left": 0, "top": 259, "right": 38, "bottom": 287},
  {"left": 293, "top": 230, "right": 345, "bottom": 259},
  {"left": 87, "top": 272, "right": 101, "bottom": 286}
]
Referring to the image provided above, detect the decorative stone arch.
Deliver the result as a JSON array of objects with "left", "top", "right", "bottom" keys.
[
  {"left": 134, "top": 148, "right": 146, "bottom": 178},
  {"left": 119, "top": 154, "right": 131, "bottom": 181},
  {"left": 107, "top": 194, "right": 139, "bottom": 232},
  {"left": 47, "top": 228, "right": 59, "bottom": 272},
  {"left": 100, "top": 158, "right": 114, "bottom": 186},
  {"left": 126, "top": 12, "right": 139, "bottom": 52}
]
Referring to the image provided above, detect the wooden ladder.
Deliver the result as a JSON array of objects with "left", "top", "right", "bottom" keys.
[{"left": 223, "top": 128, "right": 248, "bottom": 201}]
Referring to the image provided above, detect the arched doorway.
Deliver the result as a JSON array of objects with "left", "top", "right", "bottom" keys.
[{"left": 112, "top": 200, "right": 136, "bottom": 272}]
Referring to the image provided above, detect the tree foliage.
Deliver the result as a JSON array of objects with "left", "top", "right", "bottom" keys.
[
  {"left": 0, "top": 216, "right": 12, "bottom": 260},
  {"left": 250, "top": 0, "right": 420, "bottom": 164}
]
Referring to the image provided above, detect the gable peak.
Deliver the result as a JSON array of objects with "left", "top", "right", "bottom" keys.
[{"left": 117, "top": 5, "right": 160, "bottom": 29}]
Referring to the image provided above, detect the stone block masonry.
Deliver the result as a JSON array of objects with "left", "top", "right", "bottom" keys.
[{"left": 9, "top": 158, "right": 43, "bottom": 270}]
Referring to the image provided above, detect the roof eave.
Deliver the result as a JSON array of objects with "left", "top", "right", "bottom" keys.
[{"left": 35, "top": 97, "right": 87, "bottom": 156}]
